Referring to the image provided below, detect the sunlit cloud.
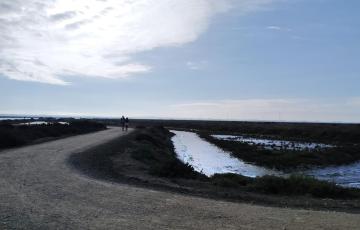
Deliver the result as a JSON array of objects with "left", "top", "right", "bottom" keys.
[
  {"left": 0, "top": 0, "right": 280, "bottom": 85},
  {"left": 267, "top": 26, "right": 282, "bottom": 30},
  {"left": 0, "top": 0, "right": 232, "bottom": 85},
  {"left": 266, "top": 25, "right": 292, "bottom": 31}
]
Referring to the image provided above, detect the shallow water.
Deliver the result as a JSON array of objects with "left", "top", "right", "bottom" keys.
[
  {"left": 19, "top": 121, "right": 49, "bottom": 125},
  {"left": 172, "top": 130, "right": 360, "bottom": 188},
  {"left": 171, "top": 130, "right": 280, "bottom": 177},
  {"left": 0, "top": 117, "right": 33, "bottom": 121},
  {"left": 18, "top": 121, "right": 69, "bottom": 125},
  {"left": 212, "top": 134, "right": 333, "bottom": 151},
  {"left": 305, "top": 163, "right": 360, "bottom": 188}
]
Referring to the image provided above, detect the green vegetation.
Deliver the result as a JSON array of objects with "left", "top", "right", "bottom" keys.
[
  {"left": 69, "top": 126, "right": 205, "bottom": 181},
  {"left": 0, "top": 120, "right": 106, "bottom": 149},
  {"left": 134, "top": 127, "right": 360, "bottom": 199},
  {"left": 126, "top": 119, "right": 360, "bottom": 144},
  {"left": 129, "top": 127, "right": 205, "bottom": 179},
  {"left": 110, "top": 119, "right": 360, "bottom": 168},
  {"left": 71, "top": 125, "right": 360, "bottom": 200},
  {"left": 199, "top": 133, "right": 360, "bottom": 170}
]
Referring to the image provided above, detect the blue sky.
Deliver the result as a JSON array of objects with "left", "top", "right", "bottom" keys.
[{"left": 1, "top": 0, "right": 360, "bottom": 122}]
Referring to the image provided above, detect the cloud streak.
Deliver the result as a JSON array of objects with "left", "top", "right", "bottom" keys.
[
  {"left": 266, "top": 25, "right": 292, "bottom": 31},
  {"left": 0, "top": 0, "right": 278, "bottom": 85},
  {"left": 164, "top": 99, "right": 360, "bottom": 122}
]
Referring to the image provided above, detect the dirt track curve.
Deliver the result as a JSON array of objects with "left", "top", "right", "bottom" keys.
[{"left": 0, "top": 127, "right": 359, "bottom": 229}]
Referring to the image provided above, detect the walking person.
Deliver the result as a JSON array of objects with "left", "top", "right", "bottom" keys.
[
  {"left": 120, "top": 116, "right": 125, "bottom": 131},
  {"left": 125, "top": 117, "right": 129, "bottom": 131}
]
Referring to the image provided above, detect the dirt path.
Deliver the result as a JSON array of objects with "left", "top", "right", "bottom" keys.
[{"left": 0, "top": 127, "right": 359, "bottom": 229}]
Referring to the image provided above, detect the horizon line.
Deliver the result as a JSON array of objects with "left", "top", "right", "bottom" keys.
[{"left": 1, "top": 113, "right": 359, "bottom": 125}]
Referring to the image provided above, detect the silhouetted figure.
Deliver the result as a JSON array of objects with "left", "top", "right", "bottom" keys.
[
  {"left": 125, "top": 117, "right": 129, "bottom": 131},
  {"left": 120, "top": 116, "right": 125, "bottom": 131}
]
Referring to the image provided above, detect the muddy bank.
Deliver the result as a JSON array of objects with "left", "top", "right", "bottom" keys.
[{"left": 68, "top": 127, "right": 360, "bottom": 213}]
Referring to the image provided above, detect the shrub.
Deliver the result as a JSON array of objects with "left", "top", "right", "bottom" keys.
[
  {"left": 211, "top": 173, "right": 252, "bottom": 187},
  {"left": 250, "top": 175, "right": 360, "bottom": 199},
  {"left": 0, "top": 131, "right": 26, "bottom": 148},
  {"left": 0, "top": 120, "right": 106, "bottom": 149},
  {"left": 131, "top": 145, "right": 157, "bottom": 162},
  {"left": 150, "top": 159, "right": 199, "bottom": 179},
  {"left": 129, "top": 127, "right": 203, "bottom": 179},
  {"left": 210, "top": 173, "right": 360, "bottom": 199}
]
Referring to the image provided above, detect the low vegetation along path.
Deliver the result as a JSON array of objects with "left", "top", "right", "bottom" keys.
[{"left": 0, "top": 127, "right": 359, "bottom": 229}]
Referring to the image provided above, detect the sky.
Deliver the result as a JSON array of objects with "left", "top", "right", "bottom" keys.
[{"left": 0, "top": 0, "right": 360, "bottom": 122}]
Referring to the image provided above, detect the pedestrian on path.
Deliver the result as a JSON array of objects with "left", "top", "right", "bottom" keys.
[
  {"left": 120, "top": 116, "right": 125, "bottom": 131},
  {"left": 125, "top": 117, "right": 129, "bottom": 131}
]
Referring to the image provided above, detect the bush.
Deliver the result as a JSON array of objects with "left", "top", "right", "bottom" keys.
[
  {"left": 210, "top": 173, "right": 360, "bottom": 199},
  {"left": 0, "top": 130, "right": 26, "bottom": 148},
  {"left": 150, "top": 159, "right": 199, "bottom": 179},
  {"left": 129, "top": 127, "right": 204, "bottom": 179},
  {"left": 131, "top": 145, "right": 157, "bottom": 162},
  {"left": 0, "top": 120, "right": 106, "bottom": 149},
  {"left": 135, "top": 133, "right": 161, "bottom": 147},
  {"left": 211, "top": 173, "right": 252, "bottom": 187},
  {"left": 251, "top": 175, "right": 360, "bottom": 199}
]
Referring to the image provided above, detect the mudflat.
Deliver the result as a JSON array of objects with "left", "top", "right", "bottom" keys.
[{"left": 0, "top": 127, "right": 359, "bottom": 229}]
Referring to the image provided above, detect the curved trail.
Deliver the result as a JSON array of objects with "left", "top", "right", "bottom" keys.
[{"left": 0, "top": 127, "right": 359, "bottom": 229}]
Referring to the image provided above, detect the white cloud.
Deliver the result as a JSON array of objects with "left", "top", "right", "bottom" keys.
[
  {"left": 186, "top": 61, "right": 208, "bottom": 70},
  {"left": 267, "top": 26, "right": 282, "bottom": 30},
  {"left": 3, "top": 98, "right": 360, "bottom": 123},
  {"left": 266, "top": 25, "right": 292, "bottom": 31},
  {"left": 0, "top": 0, "right": 278, "bottom": 85},
  {"left": 0, "top": 0, "right": 229, "bottom": 85},
  {"left": 169, "top": 99, "right": 301, "bottom": 120}
]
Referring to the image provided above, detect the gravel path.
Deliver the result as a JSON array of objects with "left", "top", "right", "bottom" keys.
[{"left": 0, "top": 127, "right": 359, "bottom": 229}]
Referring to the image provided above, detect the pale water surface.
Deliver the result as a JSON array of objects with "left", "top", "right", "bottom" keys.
[
  {"left": 0, "top": 117, "right": 33, "bottom": 121},
  {"left": 212, "top": 134, "right": 333, "bottom": 151},
  {"left": 17, "top": 121, "right": 69, "bottom": 125},
  {"left": 171, "top": 130, "right": 280, "bottom": 177},
  {"left": 172, "top": 130, "right": 360, "bottom": 188},
  {"left": 305, "top": 163, "right": 360, "bottom": 188}
]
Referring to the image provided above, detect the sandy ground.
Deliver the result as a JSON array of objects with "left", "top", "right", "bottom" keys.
[{"left": 0, "top": 127, "right": 359, "bottom": 229}]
